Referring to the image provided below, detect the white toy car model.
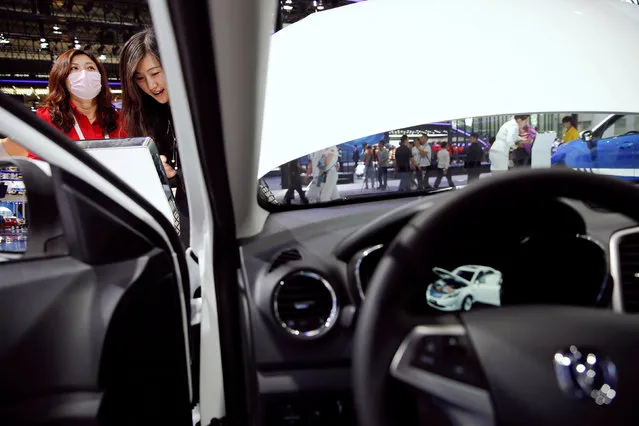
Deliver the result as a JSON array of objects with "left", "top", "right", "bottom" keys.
[{"left": 426, "top": 265, "right": 502, "bottom": 312}]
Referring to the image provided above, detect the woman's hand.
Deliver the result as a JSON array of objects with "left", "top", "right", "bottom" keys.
[
  {"left": 160, "top": 155, "right": 177, "bottom": 179},
  {"left": 1, "top": 138, "right": 28, "bottom": 157}
]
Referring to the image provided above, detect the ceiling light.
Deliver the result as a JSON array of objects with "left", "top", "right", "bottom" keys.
[
  {"left": 0, "top": 34, "right": 9, "bottom": 45},
  {"left": 52, "top": 25, "right": 60, "bottom": 30},
  {"left": 317, "top": 1, "right": 325, "bottom": 10},
  {"left": 40, "top": 38, "right": 46, "bottom": 42},
  {"left": 98, "top": 54, "right": 107, "bottom": 61}
]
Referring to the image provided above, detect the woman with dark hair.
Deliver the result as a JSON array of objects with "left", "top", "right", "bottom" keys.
[
  {"left": 30, "top": 49, "right": 125, "bottom": 158},
  {"left": 119, "top": 28, "right": 190, "bottom": 247}
]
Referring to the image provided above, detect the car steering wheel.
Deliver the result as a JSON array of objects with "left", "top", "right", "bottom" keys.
[{"left": 353, "top": 169, "right": 639, "bottom": 426}]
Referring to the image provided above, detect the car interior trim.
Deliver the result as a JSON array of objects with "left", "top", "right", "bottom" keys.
[
  {"left": 609, "top": 226, "right": 639, "bottom": 313},
  {"left": 352, "top": 243, "right": 384, "bottom": 300},
  {"left": 390, "top": 325, "right": 494, "bottom": 423},
  {"left": 258, "top": 368, "right": 351, "bottom": 394},
  {"left": 574, "top": 234, "right": 611, "bottom": 303}
]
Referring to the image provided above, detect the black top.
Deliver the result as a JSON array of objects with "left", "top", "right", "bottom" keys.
[
  {"left": 395, "top": 145, "right": 413, "bottom": 172},
  {"left": 151, "top": 106, "right": 186, "bottom": 204},
  {"left": 466, "top": 143, "right": 483, "bottom": 165},
  {"left": 150, "top": 105, "right": 190, "bottom": 247},
  {"left": 284, "top": 159, "right": 301, "bottom": 178}
]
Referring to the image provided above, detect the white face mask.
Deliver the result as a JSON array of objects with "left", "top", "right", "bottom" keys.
[{"left": 67, "top": 70, "right": 102, "bottom": 100}]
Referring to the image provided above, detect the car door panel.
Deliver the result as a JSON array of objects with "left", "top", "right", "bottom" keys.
[
  {"left": 596, "top": 135, "right": 637, "bottom": 178},
  {"left": 0, "top": 152, "right": 192, "bottom": 425}
]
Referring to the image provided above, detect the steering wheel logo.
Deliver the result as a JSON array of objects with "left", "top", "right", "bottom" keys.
[{"left": 553, "top": 345, "right": 618, "bottom": 405}]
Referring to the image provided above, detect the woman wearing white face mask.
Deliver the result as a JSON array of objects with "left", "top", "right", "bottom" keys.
[{"left": 29, "top": 49, "right": 125, "bottom": 159}]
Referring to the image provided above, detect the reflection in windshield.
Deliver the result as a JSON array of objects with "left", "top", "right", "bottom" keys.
[
  {"left": 262, "top": 113, "right": 639, "bottom": 206},
  {"left": 426, "top": 266, "right": 502, "bottom": 312}
]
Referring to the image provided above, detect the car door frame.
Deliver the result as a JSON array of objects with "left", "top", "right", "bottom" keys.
[
  {"left": 0, "top": 95, "right": 195, "bottom": 423},
  {"left": 152, "top": 0, "right": 264, "bottom": 424}
]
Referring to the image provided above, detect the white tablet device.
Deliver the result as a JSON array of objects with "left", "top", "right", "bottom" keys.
[{"left": 75, "top": 137, "right": 181, "bottom": 234}]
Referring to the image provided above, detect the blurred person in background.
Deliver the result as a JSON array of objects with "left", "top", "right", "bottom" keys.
[
  {"left": 410, "top": 140, "right": 419, "bottom": 189},
  {"left": 318, "top": 145, "right": 341, "bottom": 202},
  {"left": 395, "top": 135, "right": 419, "bottom": 191},
  {"left": 30, "top": 49, "right": 125, "bottom": 160},
  {"left": 489, "top": 115, "right": 530, "bottom": 173},
  {"left": 513, "top": 120, "right": 536, "bottom": 167},
  {"left": 120, "top": 28, "right": 190, "bottom": 246},
  {"left": 377, "top": 140, "right": 390, "bottom": 190},
  {"left": 465, "top": 133, "right": 483, "bottom": 183},
  {"left": 363, "top": 145, "right": 375, "bottom": 189},
  {"left": 433, "top": 142, "right": 455, "bottom": 188},
  {"left": 282, "top": 158, "right": 309, "bottom": 205},
  {"left": 306, "top": 149, "right": 323, "bottom": 202},
  {"left": 561, "top": 115, "right": 579, "bottom": 143},
  {"left": 414, "top": 134, "right": 432, "bottom": 190}
]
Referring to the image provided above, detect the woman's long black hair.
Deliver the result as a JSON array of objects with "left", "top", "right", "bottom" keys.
[{"left": 119, "top": 28, "right": 173, "bottom": 153}]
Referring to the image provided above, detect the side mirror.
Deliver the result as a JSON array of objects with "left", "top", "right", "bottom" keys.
[
  {"left": 0, "top": 158, "right": 67, "bottom": 260},
  {"left": 581, "top": 130, "right": 597, "bottom": 150}
]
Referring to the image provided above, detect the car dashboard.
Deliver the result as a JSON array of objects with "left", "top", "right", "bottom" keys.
[{"left": 238, "top": 190, "right": 639, "bottom": 425}]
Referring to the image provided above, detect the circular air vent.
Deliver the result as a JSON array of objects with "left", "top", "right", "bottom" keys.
[{"left": 272, "top": 271, "right": 339, "bottom": 339}]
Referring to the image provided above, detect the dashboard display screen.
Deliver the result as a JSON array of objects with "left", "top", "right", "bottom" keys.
[{"left": 426, "top": 265, "right": 502, "bottom": 312}]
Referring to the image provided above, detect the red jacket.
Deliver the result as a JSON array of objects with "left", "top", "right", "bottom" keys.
[{"left": 29, "top": 103, "right": 126, "bottom": 159}]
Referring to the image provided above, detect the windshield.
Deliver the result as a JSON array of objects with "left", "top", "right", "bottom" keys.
[
  {"left": 260, "top": 112, "right": 639, "bottom": 207},
  {"left": 455, "top": 270, "right": 475, "bottom": 282}
]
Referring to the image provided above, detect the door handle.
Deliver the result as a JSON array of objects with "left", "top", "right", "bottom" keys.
[{"left": 619, "top": 143, "right": 634, "bottom": 150}]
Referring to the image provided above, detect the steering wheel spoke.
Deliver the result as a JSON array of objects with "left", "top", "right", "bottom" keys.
[{"left": 390, "top": 324, "right": 494, "bottom": 424}]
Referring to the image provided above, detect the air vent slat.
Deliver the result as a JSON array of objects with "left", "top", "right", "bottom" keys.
[
  {"left": 273, "top": 271, "right": 338, "bottom": 339},
  {"left": 616, "top": 231, "right": 639, "bottom": 313},
  {"left": 269, "top": 249, "right": 303, "bottom": 272}
]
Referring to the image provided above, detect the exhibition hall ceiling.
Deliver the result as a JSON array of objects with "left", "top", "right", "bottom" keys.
[{"left": 0, "top": 0, "right": 359, "bottom": 82}]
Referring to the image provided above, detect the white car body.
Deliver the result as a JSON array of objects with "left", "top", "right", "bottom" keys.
[
  {"left": 6, "top": 181, "right": 25, "bottom": 195},
  {"left": 426, "top": 265, "right": 502, "bottom": 312}
]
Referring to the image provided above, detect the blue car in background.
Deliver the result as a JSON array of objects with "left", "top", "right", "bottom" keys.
[{"left": 552, "top": 114, "right": 639, "bottom": 181}]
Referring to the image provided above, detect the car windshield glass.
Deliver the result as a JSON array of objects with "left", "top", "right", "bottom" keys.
[
  {"left": 259, "top": 112, "right": 639, "bottom": 208},
  {"left": 260, "top": 112, "right": 639, "bottom": 208},
  {"left": 455, "top": 270, "right": 475, "bottom": 282}
]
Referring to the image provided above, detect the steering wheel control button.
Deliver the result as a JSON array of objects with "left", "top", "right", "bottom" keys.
[
  {"left": 553, "top": 346, "right": 618, "bottom": 405},
  {"left": 440, "top": 334, "right": 487, "bottom": 389},
  {"left": 411, "top": 336, "right": 442, "bottom": 369},
  {"left": 390, "top": 325, "right": 495, "bottom": 422},
  {"left": 407, "top": 332, "right": 487, "bottom": 389}
]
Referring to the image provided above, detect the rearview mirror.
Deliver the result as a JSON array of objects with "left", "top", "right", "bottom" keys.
[{"left": 0, "top": 158, "right": 67, "bottom": 260}]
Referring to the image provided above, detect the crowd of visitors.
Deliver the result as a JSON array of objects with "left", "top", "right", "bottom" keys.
[{"left": 279, "top": 115, "right": 580, "bottom": 204}]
